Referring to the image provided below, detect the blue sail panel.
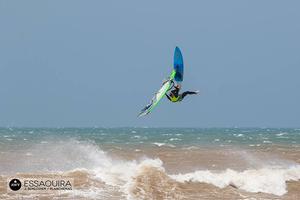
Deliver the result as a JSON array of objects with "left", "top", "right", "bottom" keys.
[{"left": 173, "top": 46, "right": 184, "bottom": 82}]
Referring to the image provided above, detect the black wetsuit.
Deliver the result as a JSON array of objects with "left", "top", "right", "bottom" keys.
[{"left": 166, "top": 86, "right": 197, "bottom": 102}]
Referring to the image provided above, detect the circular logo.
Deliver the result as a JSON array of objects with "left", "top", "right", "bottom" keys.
[{"left": 9, "top": 179, "right": 21, "bottom": 191}]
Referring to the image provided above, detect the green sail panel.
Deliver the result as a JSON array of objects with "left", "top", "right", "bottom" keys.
[{"left": 138, "top": 70, "right": 176, "bottom": 117}]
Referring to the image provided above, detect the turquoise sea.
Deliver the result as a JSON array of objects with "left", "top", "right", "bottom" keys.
[{"left": 1, "top": 127, "right": 300, "bottom": 148}]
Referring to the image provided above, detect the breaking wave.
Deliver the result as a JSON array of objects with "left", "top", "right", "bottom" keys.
[
  {"left": 1, "top": 139, "right": 300, "bottom": 199},
  {"left": 170, "top": 165, "right": 300, "bottom": 196}
]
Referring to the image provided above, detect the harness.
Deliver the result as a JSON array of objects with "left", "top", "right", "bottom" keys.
[
  {"left": 169, "top": 82, "right": 181, "bottom": 102},
  {"left": 170, "top": 95, "right": 180, "bottom": 102}
]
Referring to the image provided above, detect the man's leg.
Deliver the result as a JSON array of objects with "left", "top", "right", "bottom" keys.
[{"left": 181, "top": 91, "right": 198, "bottom": 100}]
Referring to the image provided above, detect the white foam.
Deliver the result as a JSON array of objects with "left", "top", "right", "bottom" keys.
[
  {"left": 276, "top": 132, "right": 288, "bottom": 136},
  {"left": 153, "top": 142, "right": 165, "bottom": 147},
  {"left": 170, "top": 165, "right": 300, "bottom": 196},
  {"left": 169, "top": 138, "right": 181, "bottom": 141},
  {"left": 234, "top": 134, "right": 244, "bottom": 137},
  {"left": 263, "top": 140, "right": 272, "bottom": 144},
  {"left": 153, "top": 142, "right": 175, "bottom": 148},
  {"left": 4, "top": 138, "right": 300, "bottom": 198},
  {"left": 66, "top": 187, "right": 107, "bottom": 199},
  {"left": 91, "top": 156, "right": 164, "bottom": 199}
]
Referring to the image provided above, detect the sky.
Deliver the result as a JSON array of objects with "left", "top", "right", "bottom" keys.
[{"left": 0, "top": 1, "right": 299, "bottom": 127}]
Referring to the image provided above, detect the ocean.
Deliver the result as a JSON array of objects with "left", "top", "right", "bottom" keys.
[{"left": 0, "top": 127, "right": 300, "bottom": 199}]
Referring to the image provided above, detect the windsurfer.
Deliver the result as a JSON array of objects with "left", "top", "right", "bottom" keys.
[{"left": 165, "top": 81, "right": 198, "bottom": 102}]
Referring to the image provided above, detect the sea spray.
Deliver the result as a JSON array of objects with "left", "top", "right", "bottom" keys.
[
  {"left": 1, "top": 128, "right": 300, "bottom": 199},
  {"left": 170, "top": 165, "right": 300, "bottom": 196}
]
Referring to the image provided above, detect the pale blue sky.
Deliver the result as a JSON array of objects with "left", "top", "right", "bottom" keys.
[{"left": 0, "top": 1, "right": 299, "bottom": 127}]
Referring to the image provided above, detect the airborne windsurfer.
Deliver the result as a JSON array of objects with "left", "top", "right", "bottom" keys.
[
  {"left": 165, "top": 81, "right": 198, "bottom": 103},
  {"left": 138, "top": 46, "right": 198, "bottom": 117}
]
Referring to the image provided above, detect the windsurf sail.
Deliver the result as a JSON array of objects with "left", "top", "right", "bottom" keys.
[
  {"left": 138, "top": 70, "right": 176, "bottom": 117},
  {"left": 174, "top": 46, "right": 184, "bottom": 83}
]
